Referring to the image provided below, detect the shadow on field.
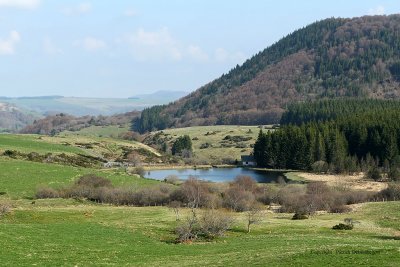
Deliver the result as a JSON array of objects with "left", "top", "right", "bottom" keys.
[{"left": 373, "top": 235, "right": 400, "bottom": 241}]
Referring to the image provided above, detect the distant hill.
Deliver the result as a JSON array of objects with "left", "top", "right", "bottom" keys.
[
  {"left": 0, "top": 103, "right": 40, "bottom": 132},
  {"left": 20, "top": 111, "right": 140, "bottom": 135},
  {"left": 134, "top": 15, "right": 400, "bottom": 133},
  {"left": 129, "top": 90, "right": 188, "bottom": 103},
  {"left": 0, "top": 92, "right": 184, "bottom": 132}
]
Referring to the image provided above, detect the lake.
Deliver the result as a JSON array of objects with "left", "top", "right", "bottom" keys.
[{"left": 145, "top": 167, "right": 286, "bottom": 183}]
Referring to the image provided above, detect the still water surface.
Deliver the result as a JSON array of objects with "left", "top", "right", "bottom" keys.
[{"left": 145, "top": 167, "right": 286, "bottom": 183}]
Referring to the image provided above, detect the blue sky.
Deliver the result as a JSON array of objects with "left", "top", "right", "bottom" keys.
[{"left": 0, "top": 0, "right": 399, "bottom": 98}]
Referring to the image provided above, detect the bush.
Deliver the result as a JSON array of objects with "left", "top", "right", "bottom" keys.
[
  {"left": 36, "top": 187, "right": 60, "bottom": 199},
  {"left": 175, "top": 214, "right": 199, "bottom": 243},
  {"left": 311, "top": 161, "right": 329, "bottom": 173},
  {"left": 75, "top": 174, "right": 113, "bottom": 188},
  {"left": 180, "top": 177, "right": 212, "bottom": 208},
  {"left": 388, "top": 168, "right": 400, "bottom": 181},
  {"left": 164, "top": 175, "right": 180, "bottom": 185},
  {"left": 199, "top": 210, "right": 234, "bottom": 239},
  {"left": 257, "top": 185, "right": 279, "bottom": 205},
  {"left": 329, "top": 205, "right": 351, "bottom": 213},
  {"left": 332, "top": 223, "right": 353, "bottom": 230},
  {"left": 277, "top": 185, "right": 306, "bottom": 213},
  {"left": 292, "top": 213, "right": 308, "bottom": 220},
  {"left": 131, "top": 167, "right": 146, "bottom": 177},
  {"left": 366, "top": 167, "right": 382, "bottom": 181},
  {"left": 176, "top": 209, "right": 233, "bottom": 243},
  {"left": 223, "top": 185, "right": 255, "bottom": 212},
  {"left": 199, "top": 143, "right": 211, "bottom": 149},
  {"left": 375, "top": 183, "right": 400, "bottom": 201}
]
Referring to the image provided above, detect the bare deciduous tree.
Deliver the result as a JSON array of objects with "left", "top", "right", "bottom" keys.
[
  {"left": 169, "top": 200, "right": 182, "bottom": 221},
  {"left": 246, "top": 202, "right": 264, "bottom": 233}
]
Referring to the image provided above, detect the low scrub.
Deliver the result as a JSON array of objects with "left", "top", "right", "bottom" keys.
[
  {"left": 292, "top": 213, "right": 308, "bottom": 220},
  {"left": 278, "top": 182, "right": 370, "bottom": 215},
  {"left": 374, "top": 183, "right": 400, "bottom": 201},
  {"left": 332, "top": 223, "right": 353, "bottom": 230},
  {"left": 36, "top": 187, "right": 60, "bottom": 199},
  {"left": 36, "top": 174, "right": 374, "bottom": 216}
]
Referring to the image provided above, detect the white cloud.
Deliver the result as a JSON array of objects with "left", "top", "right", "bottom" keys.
[
  {"left": 43, "top": 37, "right": 62, "bottom": 55},
  {"left": 368, "top": 5, "right": 385, "bottom": 15},
  {"left": 0, "top": 30, "right": 21, "bottom": 55},
  {"left": 187, "top": 45, "right": 209, "bottom": 62},
  {"left": 215, "top": 48, "right": 246, "bottom": 64},
  {"left": 74, "top": 37, "right": 107, "bottom": 52},
  {"left": 63, "top": 2, "right": 92, "bottom": 15},
  {"left": 0, "top": 0, "right": 40, "bottom": 9},
  {"left": 124, "top": 9, "right": 137, "bottom": 17},
  {"left": 125, "top": 27, "right": 182, "bottom": 61}
]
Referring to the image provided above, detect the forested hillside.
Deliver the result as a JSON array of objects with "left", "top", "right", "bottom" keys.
[
  {"left": 254, "top": 99, "right": 400, "bottom": 176},
  {"left": 134, "top": 15, "right": 400, "bottom": 133}
]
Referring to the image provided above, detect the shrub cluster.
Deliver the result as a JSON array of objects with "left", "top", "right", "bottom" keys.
[
  {"left": 276, "top": 182, "right": 372, "bottom": 215},
  {"left": 3, "top": 150, "right": 103, "bottom": 167},
  {"left": 374, "top": 183, "right": 400, "bottom": 201},
  {"left": 36, "top": 174, "right": 375, "bottom": 217},
  {"left": 332, "top": 223, "right": 353, "bottom": 230},
  {"left": 175, "top": 209, "right": 234, "bottom": 243}
]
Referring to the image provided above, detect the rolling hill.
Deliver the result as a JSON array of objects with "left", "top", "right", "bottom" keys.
[{"left": 135, "top": 15, "right": 400, "bottom": 133}]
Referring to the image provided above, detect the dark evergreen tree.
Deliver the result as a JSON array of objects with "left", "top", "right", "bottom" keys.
[{"left": 172, "top": 135, "right": 193, "bottom": 155}]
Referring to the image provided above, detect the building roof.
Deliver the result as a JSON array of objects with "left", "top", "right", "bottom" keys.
[{"left": 241, "top": 155, "right": 255, "bottom": 162}]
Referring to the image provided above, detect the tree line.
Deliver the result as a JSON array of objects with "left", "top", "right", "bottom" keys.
[{"left": 254, "top": 99, "right": 400, "bottom": 177}]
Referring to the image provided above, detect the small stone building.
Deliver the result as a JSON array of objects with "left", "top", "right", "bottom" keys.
[{"left": 241, "top": 155, "right": 256, "bottom": 166}]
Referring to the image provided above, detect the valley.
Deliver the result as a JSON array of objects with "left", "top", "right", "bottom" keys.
[{"left": 2, "top": 8, "right": 400, "bottom": 266}]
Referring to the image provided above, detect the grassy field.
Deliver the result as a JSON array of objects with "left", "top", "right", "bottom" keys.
[
  {"left": 0, "top": 198, "right": 399, "bottom": 266},
  {"left": 60, "top": 124, "right": 130, "bottom": 139},
  {"left": 0, "top": 133, "right": 160, "bottom": 163},
  {"left": 0, "top": 134, "right": 86, "bottom": 155},
  {"left": 146, "top": 125, "right": 268, "bottom": 164},
  {"left": 0, "top": 158, "right": 158, "bottom": 199}
]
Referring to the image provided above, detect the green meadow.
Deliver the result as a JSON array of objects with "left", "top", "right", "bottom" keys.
[
  {"left": 0, "top": 158, "right": 157, "bottom": 199},
  {"left": 0, "top": 199, "right": 399, "bottom": 266},
  {"left": 0, "top": 134, "right": 86, "bottom": 155}
]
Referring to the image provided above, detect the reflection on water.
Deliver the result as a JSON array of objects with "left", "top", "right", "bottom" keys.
[{"left": 145, "top": 167, "right": 286, "bottom": 183}]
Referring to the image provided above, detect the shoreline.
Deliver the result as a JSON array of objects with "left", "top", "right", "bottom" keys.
[{"left": 141, "top": 164, "right": 237, "bottom": 171}]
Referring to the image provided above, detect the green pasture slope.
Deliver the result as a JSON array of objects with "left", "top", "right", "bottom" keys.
[
  {"left": 0, "top": 134, "right": 86, "bottom": 155},
  {"left": 0, "top": 158, "right": 158, "bottom": 199},
  {"left": 60, "top": 125, "right": 130, "bottom": 138},
  {"left": 147, "top": 125, "right": 263, "bottom": 163}
]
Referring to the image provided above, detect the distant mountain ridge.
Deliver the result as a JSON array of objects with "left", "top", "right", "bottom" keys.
[
  {"left": 134, "top": 14, "right": 400, "bottom": 133},
  {"left": 129, "top": 90, "right": 188, "bottom": 100},
  {"left": 0, "top": 92, "right": 184, "bottom": 132}
]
